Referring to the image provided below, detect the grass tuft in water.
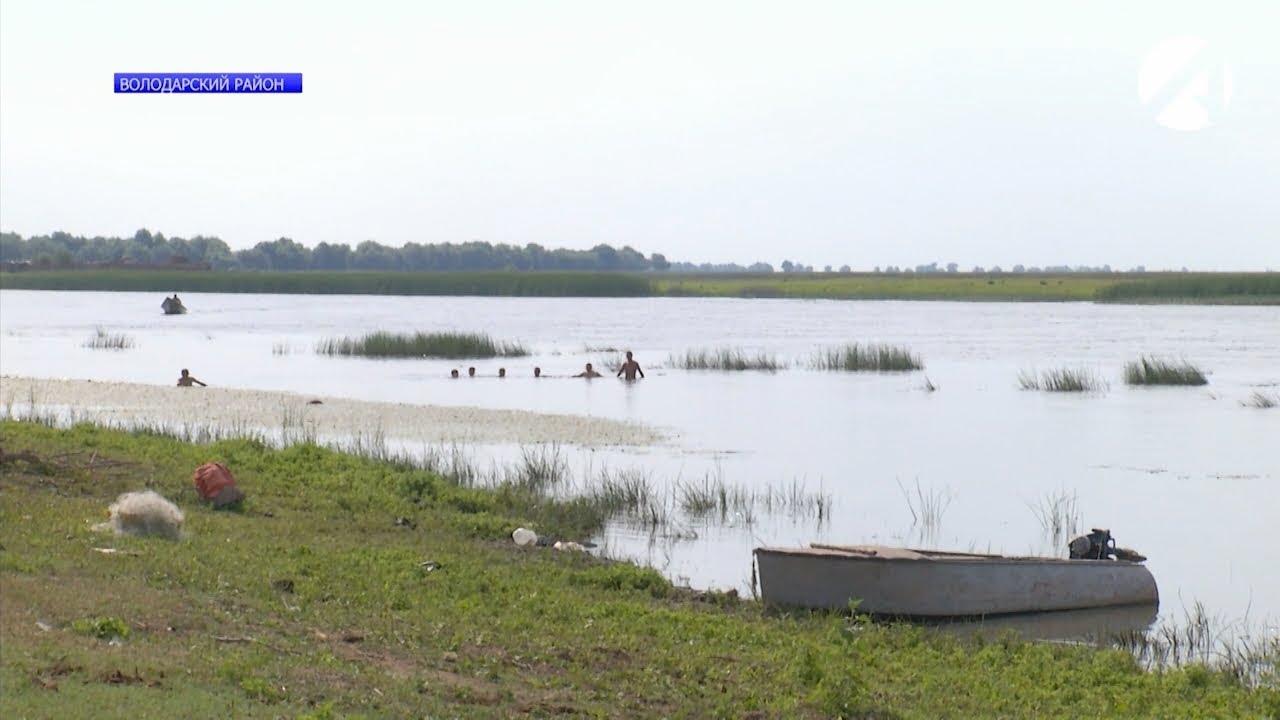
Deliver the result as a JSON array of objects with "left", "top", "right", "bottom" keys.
[
  {"left": 1123, "top": 356, "right": 1208, "bottom": 386},
  {"left": 671, "top": 347, "right": 784, "bottom": 372},
  {"left": 811, "top": 343, "right": 923, "bottom": 372},
  {"left": 1245, "top": 391, "right": 1279, "bottom": 409},
  {"left": 1029, "top": 489, "right": 1080, "bottom": 551},
  {"left": 82, "top": 327, "right": 135, "bottom": 350},
  {"left": 1018, "top": 368, "right": 1108, "bottom": 393},
  {"left": 316, "top": 331, "right": 528, "bottom": 359}
]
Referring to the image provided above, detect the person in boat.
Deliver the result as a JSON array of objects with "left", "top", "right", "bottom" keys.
[
  {"left": 616, "top": 351, "right": 645, "bottom": 381},
  {"left": 177, "top": 369, "right": 207, "bottom": 387},
  {"left": 574, "top": 363, "right": 602, "bottom": 379}
]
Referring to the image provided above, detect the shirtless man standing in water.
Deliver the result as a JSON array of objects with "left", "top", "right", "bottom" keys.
[
  {"left": 574, "top": 363, "right": 603, "bottom": 378},
  {"left": 177, "top": 369, "right": 207, "bottom": 387},
  {"left": 616, "top": 351, "right": 644, "bottom": 381}
]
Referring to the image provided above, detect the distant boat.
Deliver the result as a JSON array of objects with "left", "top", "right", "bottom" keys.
[
  {"left": 753, "top": 544, "right": 1158, "bottom": 617},
  {"left": 161, "top": 296, "right": 187, "bottom": 315}
]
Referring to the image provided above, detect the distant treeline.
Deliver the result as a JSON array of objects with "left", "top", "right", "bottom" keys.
[{"left": 0, "top": 230, "right": 775, "bottom": 273}]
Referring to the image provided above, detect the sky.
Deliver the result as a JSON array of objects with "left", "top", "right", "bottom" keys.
[{"left": 1, "top": 0, "right": 1277, "bottom": 270}]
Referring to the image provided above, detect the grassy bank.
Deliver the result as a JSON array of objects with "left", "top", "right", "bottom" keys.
[
  {"left": 2, "top": 421, "right": 1276, "bottom": 718},
  {"left": 3, "top": 269, "right": 1278, "bottom": 303}
]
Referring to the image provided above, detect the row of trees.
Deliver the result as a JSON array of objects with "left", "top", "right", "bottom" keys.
[{"left": 1, "top": 230, "right": 783, "bottom": 273}]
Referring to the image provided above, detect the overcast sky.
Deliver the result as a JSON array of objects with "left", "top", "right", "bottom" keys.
[{"left": 1, "top": 1, "right": 1277, "bottom": 269}]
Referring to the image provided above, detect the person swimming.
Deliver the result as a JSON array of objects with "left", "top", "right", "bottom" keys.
[
  {"left": 450, "top": 369, "right": 460, "bottom": 378},
  {"left": 534, "top": 367, "right": 542, "bottom": 378},
  {"left": 176, "top": 369, "right": 207, "bottom": 387},
  {"left": 574, "top": 363, "right": 603, "bottom": 379},
  {"left": 498, "top": 368, "right": 506, "bottom": 378},
  {"left": 468, "top": 367, "right": 476, "bottom": 378}
]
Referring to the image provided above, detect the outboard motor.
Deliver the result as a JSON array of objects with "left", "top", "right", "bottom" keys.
[{"left": 1068, "top": 528, "right": 1116, "bottom": 559}]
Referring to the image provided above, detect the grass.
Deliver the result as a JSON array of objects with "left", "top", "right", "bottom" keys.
[
  {"left": 811, "top": 343, "right": 923, "bottom": 372},
  {"left": 1019, "top": 368, "right": 1109, "bottom": 393},
  {"left": 896, "top": 478, "right": 951, "bottom": 546},
  {"left": 1124, "top": 356, "right": 1209, "bottom": 386},
  {"left": 316, "top": 331, "right": 528, "bottom": 359},
  {"left": 5, "top": 269, "right": 1277, "bottom": 304},
  {"left": 2, "top": 421, "right": 1276, "bottom": 718},
  {"left": 670, "top": 347, "right": 784, "bottom": 372},
  {"left": 1246, "top": 391, "right": 1279, "bottom": 409},
  {"left": 82, "top": 327, "right": 135, "bottom": 350},
  {"left": 1029, "top": 489, "right": 1081, "bottom": 551}
]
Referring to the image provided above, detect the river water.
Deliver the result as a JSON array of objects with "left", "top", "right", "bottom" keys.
[{"left": 2, "top": 290, "right": 1277, "bottom": 641}]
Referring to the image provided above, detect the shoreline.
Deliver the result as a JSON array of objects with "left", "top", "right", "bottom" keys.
[{"left": 0, "top": 375, "right": 665, "bottom": 448}]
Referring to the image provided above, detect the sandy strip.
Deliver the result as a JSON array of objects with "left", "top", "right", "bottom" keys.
[{"left": 0, "top": 376, "right": 664, "bottom": 447}]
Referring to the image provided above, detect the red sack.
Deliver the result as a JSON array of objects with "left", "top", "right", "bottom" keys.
[{"left": 193, "top": 462, "right": 239, "bottom": 504}]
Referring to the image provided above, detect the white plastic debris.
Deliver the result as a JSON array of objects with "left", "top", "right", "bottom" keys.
[
  {"left": 512, "top": 527, "right": 538, "bottom": 547},
  {"left": 553, "top": 541, "right": 586, "bottom": 552}
]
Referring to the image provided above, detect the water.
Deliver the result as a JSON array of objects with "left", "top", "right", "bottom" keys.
[{"left": 2, "top": 290, "right": 1278, "bottom": 642}]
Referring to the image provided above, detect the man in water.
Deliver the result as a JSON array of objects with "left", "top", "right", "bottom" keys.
[
  {"left": 177, "top": 369, "right": 207, "bottom": 387},
  {"left": 468, "top": 367, "right": 477, "bottom": 378},
  {"left": 574, "top": 363, "right": 602, "bottom": 378},
  {"left": 498, "top": 368, "right": 506, "bottom": 378},
  {"left": 616, "top": 351, "right": 645, "bottom": 381},
  {"left": 533, "top": 367, "right": 542, "bottom": 378},
  {"left": 450, "top": 369, "right": 460, "bottom": 379}
]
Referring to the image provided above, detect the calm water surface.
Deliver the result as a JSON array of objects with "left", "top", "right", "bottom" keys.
[{"left": 2, "top": 290, "right": 1278, "bottom": 640}]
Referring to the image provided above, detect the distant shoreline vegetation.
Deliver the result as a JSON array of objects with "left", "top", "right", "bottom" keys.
[{"left": 3, "top": 268, "right": 1277, "bottom": 304}]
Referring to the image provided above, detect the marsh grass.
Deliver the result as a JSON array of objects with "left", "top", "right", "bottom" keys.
[
  {"left": 896, "top": 478, "right": 951, "bottom": 544},
  {"left": 1104, "top": 603, "right": 1279, "bottom": 687},
  {"left": 271, "top": 341, "right": 293, "bottom": 356},
  {"left": 82, "top": 327, "right": 135, "bottom": 350},
  {"left": 811, "top": 343, "right": 923, "bottom": 372},
  {"left": 1018, "top": 368, "right": 1108, "bottom": 393},
  {"left": 315, "top": 330, "right": 528, "bottom": 359},
  {"left": 1029, "top": 489, "right": 1080, "bottom": 551},
  {"left": 1124, "top": 356, "right": 1209, "bottom": 386},
  {"left": 1245, "top": 391, "right": 1278, "bottom": 409},
  {"left": 671, "top": 347, "right": 784, "bottom": 372}
]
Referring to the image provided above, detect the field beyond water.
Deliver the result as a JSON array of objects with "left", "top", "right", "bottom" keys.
[
  {"left": 2, "top": 422, "right": 1277, "bottom": 719},
  {"left": 2, "top": 269, "right": 1278, "bottom": 303}
]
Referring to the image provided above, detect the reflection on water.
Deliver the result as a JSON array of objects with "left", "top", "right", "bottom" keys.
[
  {"left": 2, "top": 290, "right": 1278, "bottom": 647},
  {"left": 929, "top": 603, "right": 1160, "bottom": 644}
]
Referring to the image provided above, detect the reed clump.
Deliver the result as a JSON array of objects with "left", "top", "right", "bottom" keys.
[
  {"left": 1018, "top": 368, "right": 1108, "bottom": 393},
  {"left": 671, "top": 347, "right": 784, "bottom": 372},
  {"left": 811, "top": 343, "right": 923, "bottom": 372},
  {"left": 316, "top": 331, "right": 528, "bottom": 359},
  {"left": 1123, "top": 356, "right": 1208, "bottom": 386},
  {"left": 83, "top": 327, "right": 136, "bottom": 350},
  {"left": 1245, "top": 391, "right": 1278, "bottom": 409}
]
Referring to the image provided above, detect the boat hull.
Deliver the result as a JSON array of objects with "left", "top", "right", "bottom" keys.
[{"left": 754, "top": 545, "right": 1158, "bottom": 617}]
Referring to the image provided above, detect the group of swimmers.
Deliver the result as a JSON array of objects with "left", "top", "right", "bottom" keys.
[
  {"left": 451, "top": 351, "right": 646, "bottom": 381},
  {"left": 177, "top": 351, "right": 647, "bottom": 389}
]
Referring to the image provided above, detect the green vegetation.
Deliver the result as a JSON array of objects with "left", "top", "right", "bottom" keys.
[
  {"left": 1096, "top": 274, "right": 1280, "bottom": 304},
  {"left": 1124, "top": 356, "right": 1209, "bottom": 386},
  {"left": 3, "top": 421, "right": 1275, "bottom": 718},
  {"left": 82, "top": 327, "right": 136, "bottom": 350},
  {"left": 1018, "top": 368, "right": 1109, "bottom": 393},
  {"left": 4, "top": 269, "right": 1278, "bottom": 304},
  {"left": 315, "top": 331, "right": 529, "bottom": 359},
  {"left": 671, "top": 347, "right": 785, "bottom": 372},
  {"left": 811, "top": 343, "right": 924, "bottom": 372},
  {"left": 0, "top": 270, "right": 654, "bottom": 297}
]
